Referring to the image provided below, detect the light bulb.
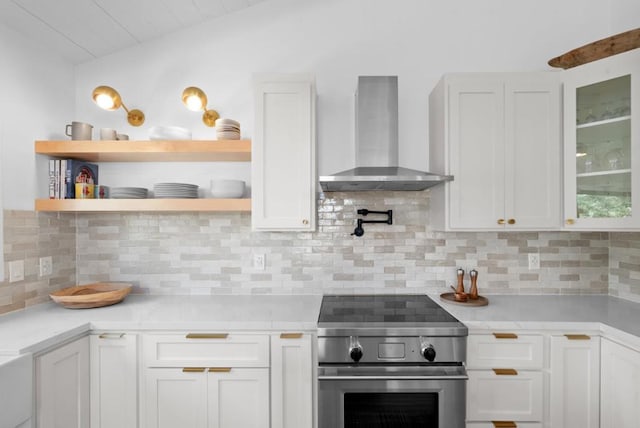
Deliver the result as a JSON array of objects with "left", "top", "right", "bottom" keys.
[
  {"left": 96, "top": 93, "right": 115, "bottom": 110},
  {"left": 185, "top": 95, "right": 203, "bottom": 111}
]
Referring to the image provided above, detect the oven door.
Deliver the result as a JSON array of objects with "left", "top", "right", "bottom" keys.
[{"left": 318, "top": 365, "right": 466, "bottom": 428}]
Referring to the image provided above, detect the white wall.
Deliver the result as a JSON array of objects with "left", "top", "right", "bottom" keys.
[
  {"left": 0, "top": 24, "right": 75, "bottom": 208},
  {"left": 74, "top": 0, "right": 638, "bottom": 189}
]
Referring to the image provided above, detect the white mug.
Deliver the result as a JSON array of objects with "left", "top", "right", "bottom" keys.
[
  {"left": 65, "top": 122, "right": 93, "bottom": 140},
  {"left": 100, "top": 128, "right": 117, "bottom": 140}
]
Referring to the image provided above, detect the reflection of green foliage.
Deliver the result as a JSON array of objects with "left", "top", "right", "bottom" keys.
[{"left": 577, "top": 194, "right": 632, "bottom": 218}]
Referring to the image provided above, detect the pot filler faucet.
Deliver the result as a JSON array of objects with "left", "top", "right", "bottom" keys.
[{"left": 351, "top": 209, "right": 393, "bottom": 237}]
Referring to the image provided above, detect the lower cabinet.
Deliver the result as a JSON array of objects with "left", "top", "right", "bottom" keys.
[
  {"left": 141, "top": 331, "right": 314, "bottom": 428},
  {"left": 35, "top": 336, "right": 90, "bottom": 428},
  {"left": 90, "top": 333, "right": 138, "bottom": 428},
  {"left": 549, "top": 334, "right": 600, "bottom": 428},
  {"left": 600, "top": 338, "right": 640, "bottom": 428},
  {"left": 467, "top": 332, "right": 544, "bottom": 426},
  {"left": 271, "top": 333, "right": 313, "bottom": 428},
  {"left": 145, "top": 367, "right": 269, "bottom": 428}
]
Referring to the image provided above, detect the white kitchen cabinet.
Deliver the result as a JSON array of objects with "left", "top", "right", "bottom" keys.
[
  {"left": 145, "top": 368, "right": 208, "bottom": 428},
  {"left": 466, "top": 331, "right": 544, "bottom": 426},
  {"left": 563, "top": 49, "right": 640, "bottom": 230},
  {"left": 252, "top": 74, "right": 316, "bottom": 231},
  {"left": 271, "top": 333, "right": 313, "bottom": 428},
  {"left": 429, "top": 73, "right": 561, "bottom": 231},
  {"left": 145, "top": 367, "right": 269, "bottom": 428},
  {"left": 36, "top": 336, "right": 89, "bottom": 428},
  {"left": 600, "top": 338, "right": 640, "bottom": 427},
  {"left": 549, "top": 334, "right": 600, "bottom": 428},
  {"left": 467, "top": 369, "right": 543, "bottom": 422},
  {"left": 142, "top": 332, "right": 271, "bottom": 428},
  {"left": 90, "top": 333, "right": 138, "bottom": 428},
  {"left": 209, "top": 368, "right": 269, "bottom": 428}
]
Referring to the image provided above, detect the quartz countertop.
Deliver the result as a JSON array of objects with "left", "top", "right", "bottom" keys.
[
  {"left": 2, "top": 293, "right": 640, "bottom": 357},
  {"left": 0, "top": 295, "right": 323, "bottom": 355},
  {"left": 432, "top": 294, "right": 640, "bottom": 348}
]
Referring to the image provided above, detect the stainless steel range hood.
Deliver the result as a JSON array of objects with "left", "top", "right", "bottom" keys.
[{"left": 319, "top": 76, "right": 452, "bottom": 192}]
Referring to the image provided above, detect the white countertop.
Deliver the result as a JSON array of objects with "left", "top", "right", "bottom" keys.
[
  {"left": 1, "top": 293, "right": 640, "bottom": 356},
  {"left": 0, "top": 295, "right": 323, "bottom": 355}
]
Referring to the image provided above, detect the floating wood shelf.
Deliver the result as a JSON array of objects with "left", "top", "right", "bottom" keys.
[
  {"left": 35, "top": 198, "right": 251, "bottom": 212},
  {"left": 35, "top": 139, "right": 251, "bottom": 162}
]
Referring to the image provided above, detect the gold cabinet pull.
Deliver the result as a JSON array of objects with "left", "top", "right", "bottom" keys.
[
  {"left": 185, "top": 333, "right": 228, "bottom": 339},
  {"left": 493, "top": 368, "right": 518, "bottom": 376},
  {"left": 507, "top": 218, "right": 515, "bottom": 225},
  {"left": 566, "top": 218, "right": 575, "bottom": 225},
  {"left": 209, "top": 367, "right": 232, "bottom": 373},
  {"left": 182, "top": 367, "right": 206, "bottom": 373},
  {"left": 565, "top": 334, "right": 591, "bottom": 340},
  {"left": 497, "top": 219, "right": 505, "bottom": 225},
  {"left": 493, "top": 422, "right": 517, "bottom": 428},
  {"left": 302, "top": 219, "right": 309, "bottom": 225},
  {"left": 98, "top": 333, "right": 125, "bottom": 339},
  {"left": 493, "top": 332, "right": 518, "bottom": 339},
  {"left": 280, "top": 333, "right": 304, "bottom": 339}
]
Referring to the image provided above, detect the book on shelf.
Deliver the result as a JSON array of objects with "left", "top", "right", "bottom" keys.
[{"left": 47, "top": 160, "right": 99, "bottom": 199}]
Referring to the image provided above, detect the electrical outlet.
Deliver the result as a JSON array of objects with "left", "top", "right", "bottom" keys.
[
  {"left": 528, "top": 253, "right": 540, "bottom": 270},
  {"left": 39, "top": 256, "right": 53, "bottom": 277},
  {"left": 9, "top": 260, "right": 24, "bottom": 283},
  {"left": 253, "top": 254, "right": 266, "bottom": 270}
]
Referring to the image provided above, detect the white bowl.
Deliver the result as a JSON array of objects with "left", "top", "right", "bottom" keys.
[
  {"left": 149, "top": 126, "right": 191, "bottom": 140},
  {"left": 216, "top": 130, "right": 241, "bottom": 140},
  {"left": 211, "top": 180, "right": 245, "bottom": 198}
]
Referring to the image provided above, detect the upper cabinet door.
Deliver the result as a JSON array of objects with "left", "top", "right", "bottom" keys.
[
  {"left": 252, "top": 75, "right": 316, "bottom": 231},
  {"left": 429, "top": 73, "right": 561, "bottom": 231},
  {"left": 447, "top": 79, "right": 506, "bottom": 229},
  {"left": 504, "top": 79, "right": 561, "bottom": 229},
  {"left": 563, "top": 49, "right": 640, "bottom": 229}
]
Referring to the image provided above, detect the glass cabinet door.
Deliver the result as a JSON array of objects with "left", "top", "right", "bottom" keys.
[
  {"left": 575, "top": 75, "right": 631, "bottom": 219},
  {"left": 564, "top": 49, "right": 640, "bottom": 229}
]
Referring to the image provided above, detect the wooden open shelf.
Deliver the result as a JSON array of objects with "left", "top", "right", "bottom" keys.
[
  {"left": 35, "top": 139, "right": 251, "bottom": 162},
  {"left": 35, "top": 198, "right": 251, "bottom": 212}
]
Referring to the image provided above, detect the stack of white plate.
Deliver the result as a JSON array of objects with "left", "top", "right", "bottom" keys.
[
  {"left": 111, "top": 187, "right": 148, "bottom": 199},
  {"left": 153, "top": 183, "right": 199, "bottom": 199},
  {"left": 216, "top": 118, "right": 241, "bottom": 140}
]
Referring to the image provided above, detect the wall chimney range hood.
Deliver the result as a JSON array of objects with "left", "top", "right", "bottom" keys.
[{"left": 319, "top": 76, "right": 452, "bottom": 192}]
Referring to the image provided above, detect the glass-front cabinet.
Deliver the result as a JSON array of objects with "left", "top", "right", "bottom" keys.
[{"left": 564, "top": 49, "right": 640, "bottom": 229}]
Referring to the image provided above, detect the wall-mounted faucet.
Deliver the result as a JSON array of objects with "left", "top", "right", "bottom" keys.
[{"left": 351, "top": 209, "right": 393, "bottom": 237}]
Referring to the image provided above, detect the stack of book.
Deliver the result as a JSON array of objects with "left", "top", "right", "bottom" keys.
[{"left": 48, "top": 160, "right": 99, "bottom": 199}]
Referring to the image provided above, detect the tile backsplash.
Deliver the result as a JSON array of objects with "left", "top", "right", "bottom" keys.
[
  {"left": 1, "top": 210, "right": 76, "bottom": 314},
  {"left": 3, "top": 191, "right": 640, "bottom": 314}
]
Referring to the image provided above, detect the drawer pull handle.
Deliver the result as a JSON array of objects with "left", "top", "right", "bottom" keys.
[
  {"left": 492, "top": 422, "right": 517, "bottom": 428},
  {"left": 565, "top": 334, "right": 591, "bottom": 340},
  {"left": 209, "top": 367, "right": 232, "bottom": 373},
  {"left": 497, "top": 218, "right": 505, "bottom": 225},
  {"left": 280, "top": 333, "right": 304, "bottom": 339},
  {"left": 493, "top": 333, "right": 518, "bottom": 339},
  {"left": 185, "top": 333, "right": 228, "bottom": 339},
  {"left": 182, "top": 367, "right": 206, "bottom": 373},
  {"left": 98, "top": 333, "right": 125, "bottom": 339},
  {"left": 507, "top": 218, "right": 516, "bottom": 225},
  {"left": 493, "top": 368, "right": 518, "bottom": 376}
]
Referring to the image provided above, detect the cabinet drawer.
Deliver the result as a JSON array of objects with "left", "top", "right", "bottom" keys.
[
  {"left": 143, "top": 334, "right": 269, "bottom": 367},
  {"left": 467, "top": 334, "right": 543, "bottom": 369},
  {"left": 467, "top": 370, "right": 543, "bottom": 422},
  {"left": 467, "top": 423, "right": 542, "bottom": 428}
]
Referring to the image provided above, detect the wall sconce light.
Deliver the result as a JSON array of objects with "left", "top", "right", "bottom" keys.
[
  {"left": 181, "top": 86, "right": 219, "bottom": 127},
  {"left": 92, "top": 85, "right": 145, "bottom": 127}
]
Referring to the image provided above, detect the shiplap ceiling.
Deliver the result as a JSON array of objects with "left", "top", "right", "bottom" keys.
[{"left": 0, "top": 0, "right": 268, "bottom": 63}]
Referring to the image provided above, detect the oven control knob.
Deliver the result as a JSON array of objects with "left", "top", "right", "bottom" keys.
[
  {"left": 422, "top": 344, "right": 436, "bottom": 362},
  {"left": 349, "top": 345, "right": 363, "bottom": 362}
]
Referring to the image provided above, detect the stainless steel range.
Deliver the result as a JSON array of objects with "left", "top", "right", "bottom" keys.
[{"left": 317, "top": 294, "right": 468, "bottom": 428}]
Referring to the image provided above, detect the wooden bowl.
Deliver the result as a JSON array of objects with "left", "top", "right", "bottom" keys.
[{"left": 50, "top": 283, "right": 132, "bottom": 309}]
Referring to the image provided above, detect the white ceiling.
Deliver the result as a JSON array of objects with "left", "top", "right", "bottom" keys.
[{"left": 0, "top": 0, "right": 268, "bottom": 64}]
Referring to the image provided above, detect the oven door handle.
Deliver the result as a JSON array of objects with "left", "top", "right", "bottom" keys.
[{"left": 319, "top": 375, "right": 468, "bottom": 381}]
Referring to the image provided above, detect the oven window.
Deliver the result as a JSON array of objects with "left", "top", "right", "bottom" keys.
[{"left": 344, "top": 393, "right": 438, "bottom": 427}]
